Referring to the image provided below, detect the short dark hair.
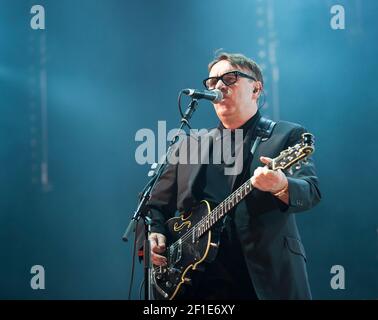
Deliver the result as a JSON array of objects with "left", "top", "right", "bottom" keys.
[{"left": 208, "top": 52, "right": 264, "bottom": 86}]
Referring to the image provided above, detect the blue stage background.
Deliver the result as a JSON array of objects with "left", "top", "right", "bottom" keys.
[{"left": 0, "top": 0, "right": 377, "bottom": 299}]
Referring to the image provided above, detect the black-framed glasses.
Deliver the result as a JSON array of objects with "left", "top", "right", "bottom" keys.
[{"left": 203, "top": 70, "right": 256, "bottom": 90}]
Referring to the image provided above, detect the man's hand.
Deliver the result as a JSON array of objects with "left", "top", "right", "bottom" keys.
[
  {"left": 149, "top": 232, "right": 167, "bottom": 266},
  {"left": 251, "top": 156, "right": 288, "bottom": 195}
]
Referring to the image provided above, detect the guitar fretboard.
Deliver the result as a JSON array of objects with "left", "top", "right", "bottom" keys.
[{"left": 195, "top": 178, "right": 255, "bottom": 239}]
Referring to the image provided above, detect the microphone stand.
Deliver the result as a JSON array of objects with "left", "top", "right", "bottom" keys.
[{"left": 122, "top": 98, "right": 199, "bottom": 300}]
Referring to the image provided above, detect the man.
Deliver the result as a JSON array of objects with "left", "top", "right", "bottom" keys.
[{"left": 145, "top": 52, "right": 321, "bottom": 299}]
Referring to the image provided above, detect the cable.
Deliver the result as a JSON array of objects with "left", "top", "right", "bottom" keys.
[
  {"left": 257, "top": 88, "right": 266, "bottom": 110},
  {"left": 178, "top": 90, "right": 192, "bottom": 130},
  {"left": 178, "top": 90, "right": 185, "bottom": 119},
  {"left": 139, "top": 279, "right": 145, "bottom": 300},
  {"left": 127, "top": 218, "right": 140, "bottom": 300}
]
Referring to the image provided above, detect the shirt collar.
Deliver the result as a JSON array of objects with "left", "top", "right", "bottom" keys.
[{"left": 218, "top": 110, "right": 261, "bottom": 137}]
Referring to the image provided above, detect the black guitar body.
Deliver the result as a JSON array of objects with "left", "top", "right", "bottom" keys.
[{"left": 152, "top": 200, "right": 220, "bottom": 300}]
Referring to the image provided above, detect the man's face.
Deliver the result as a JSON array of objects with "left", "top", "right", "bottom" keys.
[{"left": 208, "top": 60, "right": 256, "bottom": 120}]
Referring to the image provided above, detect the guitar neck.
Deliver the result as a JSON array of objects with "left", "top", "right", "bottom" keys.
[
  {"left": 196, "top": 178, "right": 255, "bottom": 238},
  {"left": 187, "top": 132, "right": 315, "bottom": 249}
]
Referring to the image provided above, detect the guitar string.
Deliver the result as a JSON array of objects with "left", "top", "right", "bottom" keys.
[
  {"left": 168, "top": 179, "right": 252, "bottom": 250},
  {"left": 152, "top": 180, "right": 254, "bottom": 272},
  {"left": 151, "top": 142, "right": 309, "bottom": 272},
  {"left": 159, "top": 147, "right": 293, "bottom": 254}
]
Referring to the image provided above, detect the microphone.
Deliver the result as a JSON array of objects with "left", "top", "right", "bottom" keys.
[{"left": 182, "top": 88, "right": 223, "bottom": 103}]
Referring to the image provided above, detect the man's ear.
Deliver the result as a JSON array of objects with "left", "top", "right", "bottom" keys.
[{"left": 252, "top": 81, "right": 262, "bottom": 97}]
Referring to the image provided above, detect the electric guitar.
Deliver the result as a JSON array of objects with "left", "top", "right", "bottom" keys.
[{"left": 151, "top": 133, "right": 315, "bottom": 300}]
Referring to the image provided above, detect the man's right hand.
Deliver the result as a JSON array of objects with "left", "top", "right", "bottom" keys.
[{"left": 149, "top": 232, "right": 167, "bottom": 266}]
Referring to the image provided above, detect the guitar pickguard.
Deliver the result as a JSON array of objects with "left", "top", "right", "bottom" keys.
[{"left": 173, "top": 213, "right": 192, "bottom": 232}]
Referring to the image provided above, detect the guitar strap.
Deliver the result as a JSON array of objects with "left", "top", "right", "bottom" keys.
[
  {"left": 236, "top": 116, "right": 277, "bottom": 188},
  {"left": 221, "top": 117, "right": 277, "bottom": 232},
  {"left": 250, "top": 116, "right": 277, "bottom": 156},
  {"left": 232, "top": 116, "right": 277, "bottom": 191}
]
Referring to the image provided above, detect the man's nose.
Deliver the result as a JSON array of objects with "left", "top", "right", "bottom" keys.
[{"left": 215, "top": 79, "right": 226, "bottom": 91}]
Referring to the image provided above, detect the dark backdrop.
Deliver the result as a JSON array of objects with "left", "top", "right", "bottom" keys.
[{"left": 0, "top": 0, "right": 377, "bottom": 299}]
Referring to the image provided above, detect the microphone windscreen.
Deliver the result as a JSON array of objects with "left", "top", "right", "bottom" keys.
[{"left": 212, "top": 89, "right": 223, "bottom": 103}]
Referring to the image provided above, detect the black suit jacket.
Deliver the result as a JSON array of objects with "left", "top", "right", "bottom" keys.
[{"left": 145, "top": 119, "right": 321, "bottom": 300}]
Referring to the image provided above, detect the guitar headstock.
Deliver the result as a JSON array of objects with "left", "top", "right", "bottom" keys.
[{"left": 269, "top": 133, "right": 315, "bottom": 171}]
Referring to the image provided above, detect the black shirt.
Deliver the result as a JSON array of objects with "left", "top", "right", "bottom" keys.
[
  {"left": 197, "top": 111, "right": 261, "bottom": 205},
  {"left": 187, "top": 111, "right": 261, "bottom": 299}
]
